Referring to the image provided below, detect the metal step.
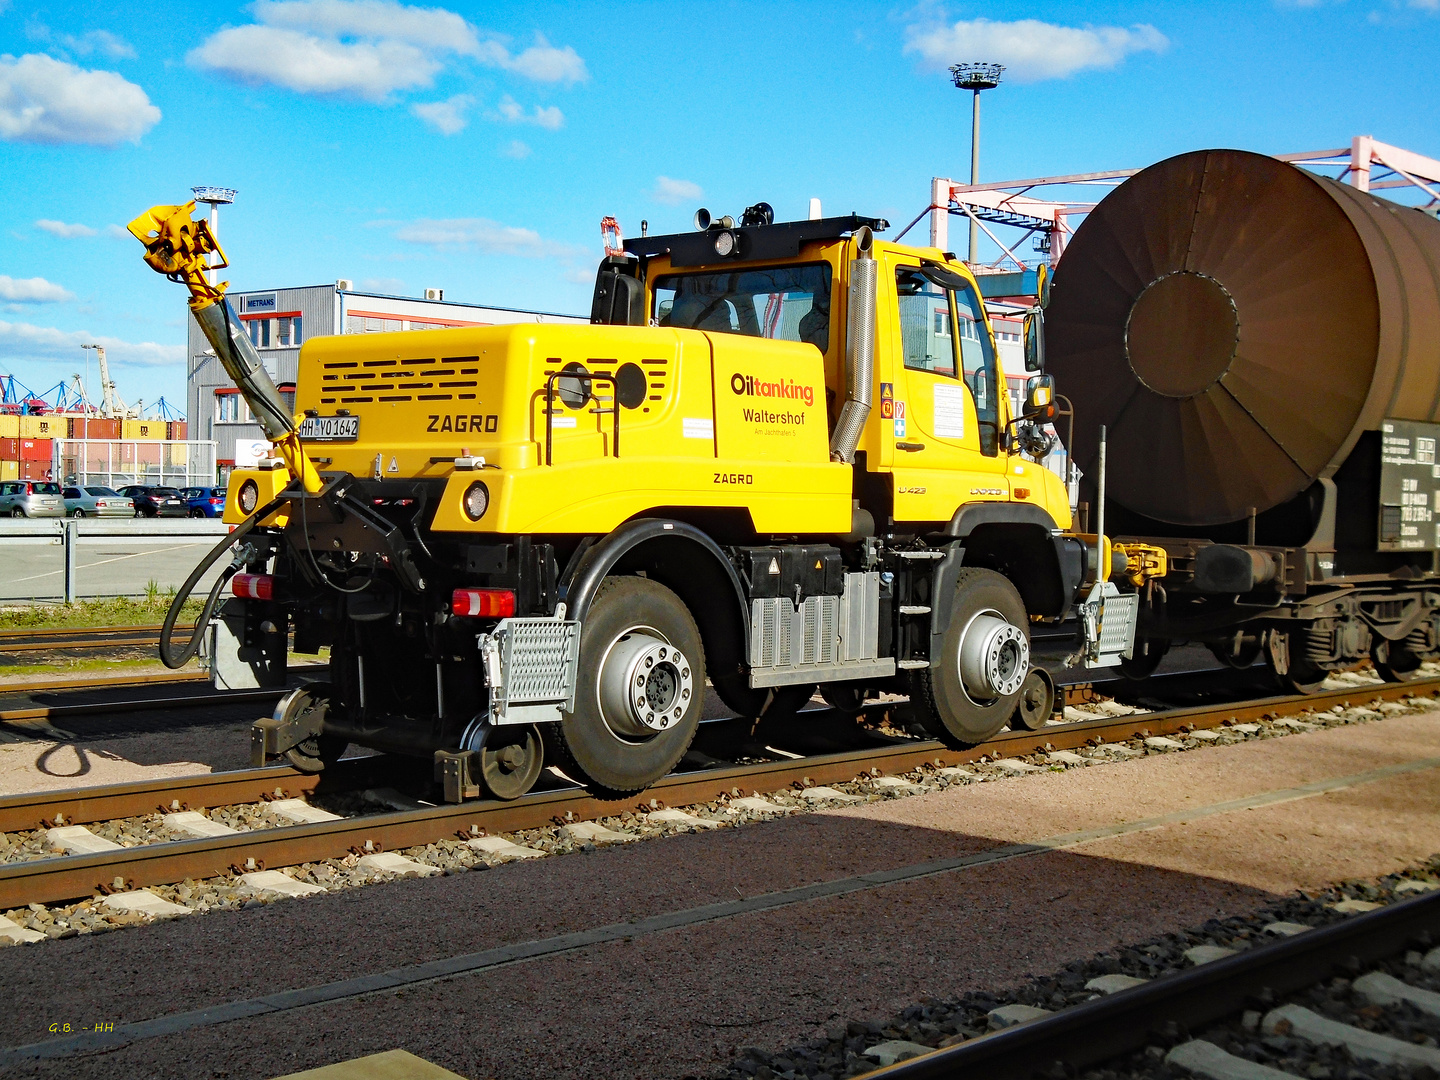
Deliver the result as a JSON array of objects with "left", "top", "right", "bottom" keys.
[
  {"left": 898, "top": 605, "right": 932, "bottom": 615},
  {"left": 895, "top": 659, "right": 931, "bottom": 669}
]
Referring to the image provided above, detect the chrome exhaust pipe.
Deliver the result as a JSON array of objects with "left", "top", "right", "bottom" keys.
[{"left": 830, "top": 226, "right": 876, "bottom": 464}]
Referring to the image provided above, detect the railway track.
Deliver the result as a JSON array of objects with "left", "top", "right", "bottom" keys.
[
  {"left": 873, "top": 881, "right": 1440, "bottom": 1079},
  {"left": 0, "top": 624, "right": 195, "bottom": 656},
  {"left": 0, "top": 673, "right": 1434, "bottom": 910}
]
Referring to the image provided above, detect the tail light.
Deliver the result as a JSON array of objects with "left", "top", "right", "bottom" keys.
[
  {"left": 451, "top": 588, "right": 515, "bottom": 618},
  {"left": 232, "top": 574, "right": 275, "bottom": 600}
]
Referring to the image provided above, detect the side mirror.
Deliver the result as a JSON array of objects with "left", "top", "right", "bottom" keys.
[
  {"left": 590, "top": 262, "right": 645, "bottom": 325},
  {"left": 1023, "top": 309, "right": 1045, "bottom": 372},
  {"left": 1023, "top": 374, "right": 1057, "bottom": 421}
]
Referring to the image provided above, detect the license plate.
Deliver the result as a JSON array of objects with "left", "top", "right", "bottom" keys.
[{"left": 300, "top": 415, "right": 360, "bottom": 441}]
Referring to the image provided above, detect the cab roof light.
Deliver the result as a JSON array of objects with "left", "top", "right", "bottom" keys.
[
  {"left": 233, "top": 573, "right": 274, "bottom": 600},
  {"left": 452, "top": 588, "right": 515, "bottom": 618}
]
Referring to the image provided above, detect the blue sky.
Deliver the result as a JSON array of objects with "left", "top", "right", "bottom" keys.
[{"left": 2, "top": 0, "right": 1438, "bottom": 414}]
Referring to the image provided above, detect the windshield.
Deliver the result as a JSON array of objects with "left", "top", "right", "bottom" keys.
[
  {"left": 86, "top": 487, "right": 119, "bottom": 496},
  {"left": 32, "top": 483, "right": 62, "bottom": 495},
  {"left": 653, "top": 263, "right": 832, "bottom": 353}
]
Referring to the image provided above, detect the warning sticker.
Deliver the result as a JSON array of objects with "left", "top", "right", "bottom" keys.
[{"left": 934, "top": 383, "right": 966, "bottom": 439}]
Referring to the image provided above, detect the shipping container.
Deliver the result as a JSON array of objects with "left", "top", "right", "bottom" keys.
[
  {"left": 164, "top": 442, "right": 190, "bottom": 467},
  {"left": 18, "top": 438, "right": 51, "bottom": 462},
  {"left": 19, "top": 415, "right": 61, "bottom": 439},
  {"left": 122, "top": 419, "right": 164, "bottom": 440},
  {"left": 0, "top": 437, "right": 16, "bottom": 460},
  {"left": 0, "top": 415, "right": 17, "bottom": 439},
  {"left": 68, "top": 417, "right": 122, "bottom": 440},
  {"left": 167, "top": 420, "right": 189, "bottom": 440},
  {"left": 18, "top": 460, "right": 51, "bottom": 480},
  {"left": 0, "top": 460, "right": 16, "bottom": 481}
]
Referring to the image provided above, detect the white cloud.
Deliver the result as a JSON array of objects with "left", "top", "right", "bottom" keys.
[
  {"left": 389, "top": 218, "right": 580, "bottom": 258},
  {"left": 190, "top": 2, "right": 587, "bottom": 101},
  {"left": 0, "top": 53, "right": 160, "bottom": 145},
  {"left": 104, "top": 224, "right": 129, "bottom": 239},
  {"left": 0, "top": 320, "right": 182, "bottom": 367},
  {"left": 500, "top": 139, "right": 531, "bottom": 159},
  {"left": 0, "top": 276, "right": 73, "bottom": 302},
  {"left": 501, "top": 34, "right": 587, "bottom": 84},
  {"left": 411, "top": 93, "right": 473, "bottom": 134},
  {"left": 189, "top": 26, "right": 439, "bottom": 100},
  {"left": 252, "top": 0, "right": 482, "bottom": 53},
  {"left": 490, "top": 94, "right": 563, "bottom": 130},
  {"left": 652, "top": 176, "right": 703, "bottom": 206},
  {"left": 61, "top": 30, "right": 137, "bottom": 60},
  {"left": 903, "top": 17, "right": 1169, "bottom": 82},
  {"left": 35, "top": 219, "right": 97, "bottom": 238}
]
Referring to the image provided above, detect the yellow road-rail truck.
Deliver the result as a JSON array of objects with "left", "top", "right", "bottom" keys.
[{"left": 132, "top": 199, "right": 1155, "bottom": 800}]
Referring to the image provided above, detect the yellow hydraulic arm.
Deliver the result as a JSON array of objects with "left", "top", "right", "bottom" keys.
[{"left": 127, "top": 201, "right": 323, "bottom": 495}]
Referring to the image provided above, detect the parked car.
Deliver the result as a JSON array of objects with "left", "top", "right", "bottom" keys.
[
  {"left": 118, "top": 485, "right": 187, "bottom": 518},
  {"left": 180, "top": 486, "right": 227, "bottom": 518},
  {"left": 0, "top": 480, "right": 66, "bottom": 518},
  {"left": 63, "top": 485, "right": 135, "bottom": 518}
]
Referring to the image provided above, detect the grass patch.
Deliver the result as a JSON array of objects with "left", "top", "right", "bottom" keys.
[{"left": 0, "top": 594, "right": 207, "bottom": 631}]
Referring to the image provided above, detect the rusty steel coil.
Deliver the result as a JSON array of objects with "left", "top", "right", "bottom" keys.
[{"left": 1046, "top": 148, "right": 1440, "bottom": 527}]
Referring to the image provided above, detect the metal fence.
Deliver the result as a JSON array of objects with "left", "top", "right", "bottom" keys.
[
  {"left": 0, "top": 518, "right": 231, "bottom": 603},
  {"left": 52, "top": 439, "right": 218, "bottom": 489}
]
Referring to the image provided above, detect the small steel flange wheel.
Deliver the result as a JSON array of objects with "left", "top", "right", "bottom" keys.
[
  {"left": 478, "top": 724, "right": 544, "bottom": 800},
  {"left": 1008, "top": 667, "right": 1055, "bottom": 731}
]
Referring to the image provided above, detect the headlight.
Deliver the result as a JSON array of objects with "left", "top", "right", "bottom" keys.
[
  {"left": 462, "top": 481, "right": 490, "bottom": 521},
  {"left": 238, "top": 479, "right": 259, "bottom": 515}
]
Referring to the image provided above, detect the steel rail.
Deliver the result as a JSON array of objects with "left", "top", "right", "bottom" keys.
[
  {"left": 0, "top": 686, "right": 288, "bottom": 724},
  {"left": 0, "top": 675, "right": 1435, "bottom": 908},
  {"left": 0, "top": 670, "right": 210, "bottom": 695},
  {"left": 0, "top": 624, "right": 194, "bottom": 650},
  {"left": 870, "top": 887, "right": 1440, "bottom": 1079}
]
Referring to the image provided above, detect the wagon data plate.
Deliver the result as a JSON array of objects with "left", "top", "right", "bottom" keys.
[{"left": 299, "top": 415, "right": 360, "bottom": 441}]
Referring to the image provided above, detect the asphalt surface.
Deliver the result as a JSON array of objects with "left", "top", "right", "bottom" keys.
[
  {"left": 0, "top": 535, "right": 227, "bottom": 601},
  {"left": 0, "top": 708, "right": 1436, "bottom": 1080}
]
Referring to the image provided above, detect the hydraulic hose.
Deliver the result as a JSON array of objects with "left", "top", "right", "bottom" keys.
[{"left": 159, "top": 495, "right": 286, "bottom": 669}]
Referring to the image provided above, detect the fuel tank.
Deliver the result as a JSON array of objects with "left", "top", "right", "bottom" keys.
[{"left": 1046, "top": 148, "right": 1440, "bottom": 528}]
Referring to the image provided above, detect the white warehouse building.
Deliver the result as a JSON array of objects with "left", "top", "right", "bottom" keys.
[{"left": 187, "top": 282, "right": 585, "bottom": 476}]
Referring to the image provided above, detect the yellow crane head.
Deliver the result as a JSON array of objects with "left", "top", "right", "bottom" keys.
[{"left": 126, "top": 201, "right": 229, "bottom": 308}]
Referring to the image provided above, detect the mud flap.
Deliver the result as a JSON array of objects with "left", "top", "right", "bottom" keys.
[{"left": 212, "top": 599, "right": 287, "bottom": 690}]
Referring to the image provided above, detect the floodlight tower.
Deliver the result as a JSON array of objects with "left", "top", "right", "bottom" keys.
[
  {"left": 949, "top": 62, "right": 1004, "bottom": 264},
  {"left": 191, "top": 186, "right": 237, "bottom": 285}
]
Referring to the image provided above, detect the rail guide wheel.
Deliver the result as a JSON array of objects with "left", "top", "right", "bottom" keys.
[
  {"left": 1008, "top": 667, "right": 1055, "bottom": 731},
  {"left": 552, "top": 576, "right": 704, "bottom": 795},
  {"left": 909, "top": 567, "right": 1031, "bottom": 746},
  {"left": 274, "top": 685, "right": 348, "bottom": 774},
  {"left": 460, "top": 721, "right": 545, "bottom": 800}
]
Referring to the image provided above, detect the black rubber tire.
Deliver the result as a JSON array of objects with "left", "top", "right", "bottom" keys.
[
  {"left": 713, "top": 676, "right": 817, "bottom": 721},
  {"left": 478, "top": 725, "right": 544, "bottom": 800},
  {"left": 1118, "top": 637, "right": 1168, "bottom": 680},
  {"left": 1009, "top": 667, "right": 1055, "bottom": 731},
  {"left": 553, "top": 576, "right": 704, "bottom": 795},
  {"left": 819, "top": 683, "right": 867, "bottom": 717},
  {"left": 907, "top": 567, "right": 1029, "bottom": 747},
  {"left": 1372, "top": 638, "right": 1424, "bottom": 683}
]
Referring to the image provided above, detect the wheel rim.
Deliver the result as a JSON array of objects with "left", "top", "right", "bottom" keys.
[
  {"left": 476, "top": 725, "right": 544, "bottom": 800},
  {"left": 597, "top": 629, "right": 694, "bottom": 739},
  {"left": 956, "top": 608, "right": 1029, "bottom": 704}
]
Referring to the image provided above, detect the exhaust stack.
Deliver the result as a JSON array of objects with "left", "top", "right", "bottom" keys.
[{"left": 829, "top": 226, "right": 876, "bottom": 464}]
